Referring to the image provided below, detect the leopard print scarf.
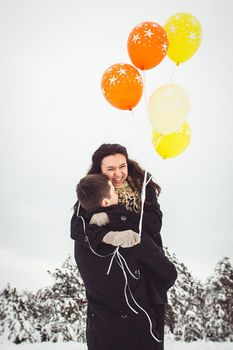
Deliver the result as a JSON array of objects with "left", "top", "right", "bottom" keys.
[{"left": 115, "top": 180, "right": 141, "bottom": 213}]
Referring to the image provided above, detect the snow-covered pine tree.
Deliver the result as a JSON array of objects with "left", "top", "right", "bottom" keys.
[
  {"left": 28, "top": 286, "right": 53, "bottom": 342},
  {"left": 164, "top": 248, "right": 205, "bottom": 341},
  {"left": 0, "top": 285, "right": 8, "bottom": 340},
  {"left": 204, "top": 256, "right": 233, "bottom": 341},
  {"left": 39, "top": 255, "right": 87, "bottom": 342},
  {"left": 36, "top": 285, "right": 62, "bottom": 342},
  {"left": 0, "top": 284, "right": 39, "bottom": 344}
]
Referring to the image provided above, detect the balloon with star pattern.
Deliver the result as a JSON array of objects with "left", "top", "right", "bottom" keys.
[
  {"left": 101, "top": 63, "right": 143, "bottom": 110},
  {"left": 148, "top": 83, "right": 191, "bottom": 135},
  {"left": 164, "top": 13, "right": 202, "bottom": 65},
  {"left": 127, "top": 21, "right": 169, "bottom": 70},
  {"left": 152, "top": 122, "right": 192, "bottom": 159}
]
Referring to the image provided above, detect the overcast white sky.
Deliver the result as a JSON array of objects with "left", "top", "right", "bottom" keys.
[{"left": 0, "top": 0, "right": 233, "bottom": 291}]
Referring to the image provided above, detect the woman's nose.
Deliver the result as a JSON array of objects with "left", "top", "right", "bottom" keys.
[{"left": 114, "top": 169, "right": 121, "bottom": 176}]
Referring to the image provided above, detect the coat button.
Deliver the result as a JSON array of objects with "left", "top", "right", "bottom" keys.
[
  {"left": 120, "top": 215, "right": 127, "bottom": 221},
  {"left": 84, "top": 236, "right": 88, "bottom": 242},
  {"left": 121, "top": 313, "right": 127, "bottom": 318},
  {"left": 91, "top": 313, "right": 95, "bottom": 317}
]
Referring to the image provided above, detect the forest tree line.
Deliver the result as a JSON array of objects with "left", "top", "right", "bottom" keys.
[{"left": 0, "top": 251, "right": 232, "bottom": 344}]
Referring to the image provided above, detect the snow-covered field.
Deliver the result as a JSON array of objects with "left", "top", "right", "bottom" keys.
[{"left": 0, "top": 341, "right": 232, "bottom": 350}]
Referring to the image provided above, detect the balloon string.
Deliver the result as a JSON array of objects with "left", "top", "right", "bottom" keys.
[
  {"left": 130, "top": 109, "right": 152, "bottom": 171},
  {"left": 170, "top": 63, "right": 178, "bottom": 82},
  {"left": 142, "top": 70, "right": 148, "bottom": 106},
  {"left": 119, "top": 110, "right": 130, "bottom": 118},
  {"left": 141, "top": 71, "right": 157, "bottom": 161},
  {"left": 152, "top": 133, "right": 163, "bottom": 150},
  {"left": 138, "top": 171, "right": 152, "bottom": 239},
  {"left": 120, "top": 109, "right": 153, "bottom": 169}
]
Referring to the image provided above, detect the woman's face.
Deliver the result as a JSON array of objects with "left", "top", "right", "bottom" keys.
[{"left": 100, "top": 153, "right": 128, "bottom": 188}]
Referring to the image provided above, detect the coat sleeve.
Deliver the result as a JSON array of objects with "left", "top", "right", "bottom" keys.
[
  {"left": 70, "top": 205, "right": 140, "bottom": 250},
  {"left": 141, "top": 186, "right": 163, "bottom": 248},
  {"left": 133, "top": 235, "right": 177, "bottom": 290},
  {"left": 70, "top": 207, "right": 110, "bottom": 250}
]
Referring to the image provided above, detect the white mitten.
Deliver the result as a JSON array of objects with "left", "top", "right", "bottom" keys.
[
  {"left": 103, "top": 230, "right": 140, "bottom": 248},
  {"left": 89, "top": 212, "right": 110, "bottom": 226}
]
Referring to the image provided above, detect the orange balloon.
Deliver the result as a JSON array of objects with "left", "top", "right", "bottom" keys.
[
  {"left": 101, "top": 63, "right": 143, "bottom": 110},
  {"left": 127, "top": 21, "right": 169, "bottom": 70}
]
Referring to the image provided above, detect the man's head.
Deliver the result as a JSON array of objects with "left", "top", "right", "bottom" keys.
[{"left": 76, "top": 174, "right": 118, "bottom": 212}]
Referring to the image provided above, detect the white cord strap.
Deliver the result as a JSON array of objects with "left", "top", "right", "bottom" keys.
[
  {"left": 116, "top": 250, "right": 162, "bottom": 343},
  {"left": 77, "top": 205, "right": 115, "bottom": 259},
  {"left": 138, "top": 171, "right": 152, "bottom": 238},
  {"left": 106, "top": 247, "right": 119, "bottom": 275},
  {"left": 127, "top": 287, "right": 162, "bottom": 342},
  {"left": 115, "top": 250, "right": 139, "bottom": 315},
  {"left": 76, "top": 200, "right": 162, "bottom": 343}
]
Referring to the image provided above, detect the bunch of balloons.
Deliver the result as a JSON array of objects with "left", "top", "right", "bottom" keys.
[{"left": 101, "top": 13, "right": 202, "bottom": 159}]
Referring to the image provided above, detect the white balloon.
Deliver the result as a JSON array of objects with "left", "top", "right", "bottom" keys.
[{"left": 148, "top": 83, "right": 191, "bottom": 135}]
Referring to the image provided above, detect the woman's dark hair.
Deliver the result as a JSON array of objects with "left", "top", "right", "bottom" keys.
[
  {"left": 73, "top": 143, "right": 161, "bottom": 213},
  {"left": 88, "top": 143, "right": 161, "bottom": 195},
  {"left": 76, "top": 174, "right": 111, "bottom": 212}
]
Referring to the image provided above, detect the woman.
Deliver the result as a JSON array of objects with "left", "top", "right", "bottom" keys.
[
  {"left": 71, "top": 143, "right": 163, "bottom": 249},
  {"left": 71, "top": 143, "right": 168, "bottom": 348}
]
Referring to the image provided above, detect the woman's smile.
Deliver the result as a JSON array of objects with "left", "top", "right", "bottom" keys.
[{"left": 101, "top": 153, "right": 128, "bottom": 188}]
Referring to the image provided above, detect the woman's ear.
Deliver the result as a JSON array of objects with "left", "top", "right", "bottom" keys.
[{"left": 101, "top": 198, "right": 110, "bottom": 207}]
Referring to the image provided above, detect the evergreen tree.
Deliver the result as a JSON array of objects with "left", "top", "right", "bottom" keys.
[
  {"left": 0, "top": 284, "right": 39, "bottom": 343},
  {"left": 164, "top": 248, "right": 205, "bottom": 341},
  {"left": 1, "top": 253, "right": 232, "bottom": 344},
  {"left": 0, "top": 285, "right": 8, "bottom": 339},
  {"left": 39, "top": 255, "right": 87, "bottom": 342},
  {"left": 204, "top": 256, "right": 233, "bottom": 341}
]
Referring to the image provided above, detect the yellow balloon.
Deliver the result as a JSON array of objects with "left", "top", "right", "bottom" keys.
[
  {"left": 152, "top": 123, "right": 191, "bottom": 159},
  {"left": 148, "top": 83, "right": 191, "bottom": 135},
  {"left": 164, "top": 12, "right": 202, "bottom": 64}
]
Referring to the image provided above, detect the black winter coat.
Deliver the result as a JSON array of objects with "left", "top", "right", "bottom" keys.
[
  {"left": 71, "top": 186, "right": 165, "bottom": 304},
  {"left": 74, "top": 232, "right": 176, "bottom": 349},
  {"left": 73, "top": 205, "right": 177, "bottom": 350}
]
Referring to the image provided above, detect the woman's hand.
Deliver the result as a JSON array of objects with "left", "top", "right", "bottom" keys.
[{"left": 89, "top": 212, "right": 110, "bottom": 226}]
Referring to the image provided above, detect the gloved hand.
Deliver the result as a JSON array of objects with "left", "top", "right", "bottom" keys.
[
  {"left": 103, "top": 230, "right": 140, "bottom": 248},
  {"left": 89, "top": 212, "right": 109, "bottom": 226}
]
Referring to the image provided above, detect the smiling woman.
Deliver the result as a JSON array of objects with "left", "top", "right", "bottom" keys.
[
  {"left": 70, "top": 143, "right": 175, "bottom": 349},
  {"left": 72, "top": 144, "right": 162, "bottom": 241}
]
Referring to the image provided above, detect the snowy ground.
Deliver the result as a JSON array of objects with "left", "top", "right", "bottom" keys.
[{"left": 0, "top": 341, "right": 232, "bottom": 350}]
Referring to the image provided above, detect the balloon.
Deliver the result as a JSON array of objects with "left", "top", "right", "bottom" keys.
[
  {"left": 148, "top": 83, "right": 191, "bottom": 135},
  {"left": 101, "top": 63, "right": 143, "bottom": 110},
  {"left": 127, "top": 21, "right": 168, "bottom": 70},
  {"left": 152, "top": 123, "right": 191, "bottom": 159},
  {"left": 164, "top": 12, "right": 202, "bottom": 64}
]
